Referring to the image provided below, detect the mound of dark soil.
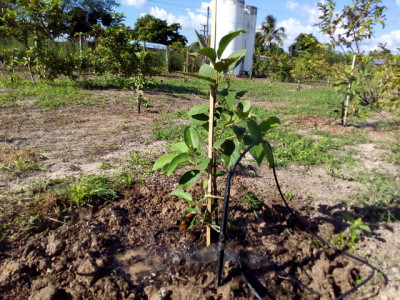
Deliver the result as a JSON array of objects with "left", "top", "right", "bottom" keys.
[{"left": 0, "top": 176, "right": 375, "bottom": 299}]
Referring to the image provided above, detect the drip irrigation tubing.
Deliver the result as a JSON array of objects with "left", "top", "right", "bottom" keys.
[{"left": 216, "top": 138, "right": 385, "bottom": 299}]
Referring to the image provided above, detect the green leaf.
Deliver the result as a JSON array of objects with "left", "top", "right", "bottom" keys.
[
  {"left": 171, "top": 142, "right": 189, "bottom": 153},
  {"left": 198, "top": 158, "right": 211, "bottom": 170},
  {"left": 227, "top": 49, "right": 247, "bottom": 72},
  {"left": 195, "top": 30, "right": 207, "bottom": 48},
  {"left": 249, "top": 143, "right": 273, "bottom": 167},
  {"left": 223, "top": 92, "right": 238, "bottom": 110},
  {"left": 236, "top": 100, "right": 252, "bottom": 118},
  {"left": 189, "top": 42, "right": 200, "bottom": 53},
  {"left": 180, "top": 72, "right": 216, "bottom": 84},
  {"left": 179, "top": 170, "right": 201, "bottom": 188},
  {"left": 217, "top": 29, "right": 245, "bottom": 59},
  {"left": 259, "top": 116, "right": 281, "bottom": 133},
  {"left": 235, "top": 90, "right": 247, "bottom": 99},
  {"left": 189, "top": 113, "right": 209, "bottom": 125},
  {"left": 233, "top": 126, "right": 246, "bottom": 141},
  {"left": 197, "top": 47, "right": 217, "bottom": 63},
  {"left": 214, "top": 57, "right": 241, "bottom": 73},
  {"left": 343, "top": 213, "right": 355, "bottom": 223},
  {"left": 184, "top": 127, "right": 200, "bottom": 151},
  {"left": 214, "top": 138, "right": 227, "bottom": 149},
  {"left": 222, "top": 139, "right": 241, "bottom": 169},
  {"left": 264, "top": 143, "right": 274, "bottom": 168},
  {"left": 169, "top": 189, "right": 193, "bottom": 202},
  {"left": 250, "top": 143, "right": 265, "bottom": 166},
  {"left": 246, "top": 119, "right": 262, "bottom": 138},
  {"left": 198, "top": 64, "right": 217, "bottom": 83},
  {"left": 238, "top": 100, "right": 251, "bottom": 113},
  {"left": 166, "top": 153, "right": 192, "bottom": 176},
  {"left": 152, "top": 153, "right": 176, "bottom": 171},
  {"left": 358, "top": 224, "right": 371, "bottom": 233},
  {"left": 188, "top": 104, "right": 208, "bottom": 116}
]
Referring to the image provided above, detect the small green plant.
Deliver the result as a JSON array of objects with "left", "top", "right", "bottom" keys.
[
  {"left": 333, "top": 213, "right": 371, "bottom": 251},
  {"left": 64, "top": 175, "right": 118, "bottom": 206},
  {"left": 153, "top": 30, "right": 280, "bottom": 245},
  {"left": 244, "top": 192, "right": 263, "bottom": 208},
  {"left": 244, "top": 192, "right": 263, "bottom": 219},
  {"left": 114, "top": 172, "right": 135, "bottom": 188}
]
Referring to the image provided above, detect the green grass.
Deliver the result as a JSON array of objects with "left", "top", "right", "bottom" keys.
[
  {"left": 151, "top": 122, "right": 187, "bottom": 141},
  {"left": 387, "top": 137, "right": 400, "bottom": 165},
  {"left": 265, "top": 127, "right": 356, "bottom": 169},
  {"left": 63, "top": 175, "right": 119, "bottom": 206},
  {"left": 4, "top": 79, "right": 93, "bottom": 107},
  {"left": 0, "top": 93, "right": 18, "bottom": 108},
  {"left": 154, "top": 76, "right": 209, "bottom": 99}
]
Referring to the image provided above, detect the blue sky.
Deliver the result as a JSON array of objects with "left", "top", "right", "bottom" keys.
[{"left": 116, "top": 0, "right": 400, "bottom": 53}]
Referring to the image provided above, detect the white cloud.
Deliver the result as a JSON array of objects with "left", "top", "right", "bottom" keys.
[
  {"left": 359, "top": 30, "right": 400, "bottom": 53},
  {"left": 121, "top": 0, "right": 147, "bottom": 8},
  {"left": 286, "top": 1, "right": 299, "bottom": 11},
  {"left": 277, "top": 18, "right": 326, "bottom": 49},
  {"left": 149, "top": 6, "right": 207, "bottom": 30},
  {"left": 396, "top": 0, "right": 400, "bottom": 8},
  {"left": 303, "top": 5, "right": 321, "bottom": 24},
  {"left": 196, "top": 2, "right": 212, "bottom": 14}
]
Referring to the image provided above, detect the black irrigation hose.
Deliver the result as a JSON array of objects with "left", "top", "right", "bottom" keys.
[{"left": 216, "top": 139, "right": 381, "bottom": 299}]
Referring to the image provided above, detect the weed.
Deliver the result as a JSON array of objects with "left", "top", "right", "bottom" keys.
[
  {"left": 0, "top": 147, "right": 45, "bottom": 172},
  {"left": 63, "top": 175, "right": 118, "bottom": 206},
  {"left": 151, "top": 123, "right": 186, "bottom": 141},
  {"left": 99, "top": 162, "right": 117, "bottom": 170},
  {"left": 347, "top": 170, "right": 400, "bottom": 208},
  {"left": 284, "top": 190, "right": 295, "bottom": 201},
  {"left": 333, "top": 213, "right": 371, "bottom": 251},
  {"left": 15, "top": 212, "right": 41, "bottom": 230},
  {"left": 113, "top": 172, "right": 135, "bottom": 188},
  {"left": 244, "top": 192, "right": 263, "bottom": 208},
  {"left": 126, "top": 151, "right": 155, "bottom": 182}
]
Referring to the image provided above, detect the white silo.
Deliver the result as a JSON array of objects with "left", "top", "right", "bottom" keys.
[
  {"left": 213, "top": 0, "right": 257, "bottom": 75},
  {"left": 242, "top": 5, "right": 257, "bottom": 74}
]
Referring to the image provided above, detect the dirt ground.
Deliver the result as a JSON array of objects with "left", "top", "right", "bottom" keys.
[{"left": 0, "top": 83, "right": 399, "bottom": 299}]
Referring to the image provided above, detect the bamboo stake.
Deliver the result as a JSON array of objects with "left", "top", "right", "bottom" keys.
[
  {"left": 206, "top": 86, "right": 216, "bottom": 246},
  {"left": 343, "top": 54, "right": 357, "bottom": 126},
  {"left": 206, "top": 0, "right": 217, "bottom": 246}
]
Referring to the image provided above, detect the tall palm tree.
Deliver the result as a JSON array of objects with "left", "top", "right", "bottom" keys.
[{"left": 259, "top": 15, "right": 287, "bottom": 53}]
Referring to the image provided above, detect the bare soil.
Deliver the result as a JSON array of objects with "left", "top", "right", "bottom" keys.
[{"left": 0, "top": 84, "right": 399, "bottom": 299}]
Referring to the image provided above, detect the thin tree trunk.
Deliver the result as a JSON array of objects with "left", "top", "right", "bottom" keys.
[
  {"left": 28, "top": 63, "right": 35, "bottom": 84},
  {"left": 137, "top": 93, "right": 141, "bottom": 114}
]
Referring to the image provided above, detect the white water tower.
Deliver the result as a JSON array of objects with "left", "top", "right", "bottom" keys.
[{"left": 213, "top": 0, "right": 257, "bottom": 76}]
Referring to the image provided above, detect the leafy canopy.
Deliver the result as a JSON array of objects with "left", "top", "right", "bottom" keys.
[{"left": 133, "top": 14, "right": 187, "bottom": 46}]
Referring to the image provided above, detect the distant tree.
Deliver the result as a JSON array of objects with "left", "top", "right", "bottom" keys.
[
  {"left": 62, "top": 0, "right": 120, "bottom": 38},
  {"left": 317, "top": 0, "right": 387, "bottom": 126},
  {"left": 258, "top": 15, "right": 287, "bottom": 53},
  {"left": 317, "top": 0, "right": 386, "bottom": 55},
  {"left": 289, "top": 33, "right": 320, "bottom": 56},
  {"left": 133, "top": 14, "right": 187, "bottom": 46}
]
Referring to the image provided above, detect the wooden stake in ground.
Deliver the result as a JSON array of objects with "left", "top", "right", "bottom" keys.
[
  {"left": 343, "top": 54, "right": 357, "bottom": 126},
  {"left": 206, "top": 0, "right": 217, "bottom": 247}
]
